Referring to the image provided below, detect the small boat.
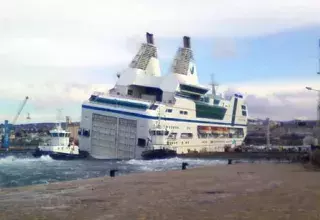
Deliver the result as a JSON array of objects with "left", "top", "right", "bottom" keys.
[
  {"left": 32, "top": 124, "right": 88, "bottom": 160},
  {"left": 142, "top": 123, "right": 177, "bottom": 160}
]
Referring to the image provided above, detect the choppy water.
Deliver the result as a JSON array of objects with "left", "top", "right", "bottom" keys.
[{"left": 0, "top": 155, "right": 228, "bottom": 188}]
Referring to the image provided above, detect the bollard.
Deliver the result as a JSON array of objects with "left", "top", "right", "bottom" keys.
[
  {"left": 182, "top": 162, "right": 189, "bottom": 170},
  {"left": 110, "top": 169, "right": 118, "bottom": 177},
  {"left": 228, "top": 159, "right": 232, "bottom": 165}
]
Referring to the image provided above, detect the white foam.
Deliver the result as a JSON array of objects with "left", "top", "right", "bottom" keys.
[
  {"left": 126, "top": 157, "right": 225, "bottom": 172},
  {"left": 0, "top": 155, "right": 53, "bottom": 165}
]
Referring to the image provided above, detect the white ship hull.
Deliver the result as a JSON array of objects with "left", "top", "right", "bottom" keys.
[{"left": 79, "top": 100, "right": 247, "bottom": 160}]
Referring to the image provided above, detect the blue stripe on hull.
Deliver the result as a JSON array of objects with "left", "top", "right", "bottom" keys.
[{"left": 82, "top": 104, "right": 247, "bottom": 127}]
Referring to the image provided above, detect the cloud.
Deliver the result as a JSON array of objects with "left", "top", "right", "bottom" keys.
[
  {"left": 212, "top": 39, "right": 238, "bottom": 58},
  {"left": 215, "top": 81, "right": 320, "bottom": 120},
  {"left": 0, "top": 82, "right": 113, "bottom": 124},
  {"left": 0, "top": 79, "right": 318, "bottom": 123},
  {"left": 1, "top": 0, "right": 320, "bottom": 68},
  {"left": 0, "top": 83, "right": 113, "bottom": 107},
  {"left": 1, "top": 0, "right": 320, "bottom": 122}
]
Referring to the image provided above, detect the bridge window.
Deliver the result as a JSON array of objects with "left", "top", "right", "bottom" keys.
[
  {"left": 242, "top": 111, "right": 247, "bottom": 116},
  {"left": 181, "top": 133, "right": 193, "bottom": 139},
  {"left": 166, "top": 109, "right": 172, "bottom": 113},
  {"left": 241, "top": 105, "right": 246, "bottom": 110},
  {"left": 149, "top": 130, "right": 169, "bottom": 136},
  {"left": 156, "top": 130, "right": 164, "bottom": 135},
  {"left": 168, "top": 133, "right": 177, "bottom": 139},
  {"left": 180, "top": 84, "right": 208, "bottom": 94},
  {"left": 195, "top": 103, "right": 227, "bottom": 120},
  {"left": 89, "top": 95, "right": 97, "bottom": 101},
  {"left": 214, "top": 99, "right": 220, "bottom": 105},
  {"left": 127, "top": 89, "right": 133, "bottom": 95},
  {"left": 93, "top": 97, "right": 148, "bottom": 110}
]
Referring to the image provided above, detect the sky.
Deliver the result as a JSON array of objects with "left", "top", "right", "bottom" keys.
[{"left": 1, "top": 0, "right": 320, "bottom": 123}]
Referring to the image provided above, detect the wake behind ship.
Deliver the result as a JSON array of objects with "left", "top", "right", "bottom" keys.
[{"left": 78, "top": 33, "right": 248, "bottom": 159}]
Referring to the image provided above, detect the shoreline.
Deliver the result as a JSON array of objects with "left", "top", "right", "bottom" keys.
[{"left": 1, "top": 162, "right": 320, "bottom": 219}]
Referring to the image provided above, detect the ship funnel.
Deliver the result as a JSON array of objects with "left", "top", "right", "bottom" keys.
[
  {"left": 170, "top": 35, "right": 199, "bottom": 84},
  {"left": 183, "top": 36, "right": 191, "bottom": 48},
  {"left": 146, "top": 32, "right": 154, "bottom": 45},
  {"left": 127, "top": 32, "right": 161, "bottom": 76}
]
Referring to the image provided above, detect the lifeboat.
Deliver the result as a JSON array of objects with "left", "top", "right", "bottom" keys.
[
  {"left": 211, "top": 127, "right": 229, "bottom": 134},
  {"left": 198, "top": 126, "right": 211, "bottom": 134}
]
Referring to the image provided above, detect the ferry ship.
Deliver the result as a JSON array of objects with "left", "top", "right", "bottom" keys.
[{"left": 78, "top": 33, "right": 248, "bottom": 159}]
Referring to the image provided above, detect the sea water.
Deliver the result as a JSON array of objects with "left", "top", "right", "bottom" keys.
[{"left": 0, "top": 154, "right": 227, "bottom": 188}]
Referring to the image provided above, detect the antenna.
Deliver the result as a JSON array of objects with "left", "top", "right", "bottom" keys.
[
  {"left": 209, "top": 73, "right": 219, "bottom": 97},
  {"left": 56, "top": 108, "right": 63, "bottom": 146},
  {"left": 56, "top": 108, "right": 63, "bottom": 128}
]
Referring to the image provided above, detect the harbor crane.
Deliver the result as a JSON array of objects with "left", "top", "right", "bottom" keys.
[{"left": 1, "top": 96, "right": 29, "bottom": 148}]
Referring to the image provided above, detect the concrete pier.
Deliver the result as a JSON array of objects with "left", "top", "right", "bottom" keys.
[{"left": 0, "top": 163, "right": 320, "bottom": 220}]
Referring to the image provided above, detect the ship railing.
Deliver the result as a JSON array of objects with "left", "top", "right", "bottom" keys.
[{"left": 91, "top": 91, "right": 176, "bottom": 106}]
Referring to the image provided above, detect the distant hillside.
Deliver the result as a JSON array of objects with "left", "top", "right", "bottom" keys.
[
  {"left": 0, "top": 122, "right": 80, "bottom": 132},
  {"left": 248, "top": 118, "right": 317, "bottom": 126}
]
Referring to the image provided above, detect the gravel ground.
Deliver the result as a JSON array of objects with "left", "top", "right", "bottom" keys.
[{"left": 1, "top": 163, "right": 320, "bottom": 220}]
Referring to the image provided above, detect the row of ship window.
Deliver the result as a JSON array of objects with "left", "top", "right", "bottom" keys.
[
  {"left": 151, "top": 106, "right": 188, "bottom": 115},
  {"left": 166, "top": 133, "right": 244, "bottom": 139},
  {"left": 167, "top": 141, "right": 190, "bottom": 145},
  {"left": 91, "top": 95, "right": 247, "bottom": 118},
  {"left": 166, "top": 109, "right": 188, "bottom": 115},
  {"left": 164, "top": 106, "right": 247, "bottom": 117}
]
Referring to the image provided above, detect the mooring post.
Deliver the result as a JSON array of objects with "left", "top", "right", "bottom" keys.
[
  {"left": 182, "top": 162, "right": 189, "bottom": 170},
  {"left": 110, "top": 169, "right": 118, "bottom": 177},
  {"left": 228, "top": 159, "right": 232, "bottom": 165}
]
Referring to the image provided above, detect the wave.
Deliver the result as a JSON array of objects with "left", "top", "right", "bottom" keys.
[
  {"left": 126, "top": 157, "right": 226, "bottom": 171},
  {"left": 0, "top": 155, "right": 53, "bottom": 165}
]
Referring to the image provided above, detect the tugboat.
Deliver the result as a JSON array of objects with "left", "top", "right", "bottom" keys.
[
  {"left": 33, "top": 123, "right": 88, "bottom": 160},
  {"left": 141, "top": 116, "right": 177, "bottom": 160}
]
